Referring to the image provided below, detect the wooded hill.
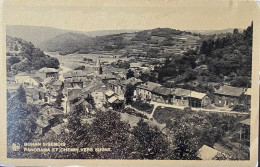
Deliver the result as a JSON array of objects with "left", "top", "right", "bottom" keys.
[
  {"left": 40, "top": 28, "right": 201, "bottom": 56},
  {"left": 6, "top": 36, "right": 59, "bottom": 76},
  {"left": 157, "top": 22, "right": 253, "bottom": 90}
]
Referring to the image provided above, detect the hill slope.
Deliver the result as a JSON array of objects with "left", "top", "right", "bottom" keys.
[
  {"left": 40, "top": 28, "right": 201, "bottom": 56},
  {"left": 6, "top": 36, "right": 59, "bottom": 76},
  {"left": 40, "top": 32, "right": 93, "bottom": 55},
  {"left": 7, "top": 25, "right": 138, "bottom": 49}
]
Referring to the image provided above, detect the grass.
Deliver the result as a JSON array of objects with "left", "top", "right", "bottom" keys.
[
  {"left": 120, "top": 107, "right": 148, "bottom": 119},
  {"left": 131, "top": 101, "right": 154, "bottom": 114},
  {"left": 153, "top": 106, "right": 184, "bottom": 124}
]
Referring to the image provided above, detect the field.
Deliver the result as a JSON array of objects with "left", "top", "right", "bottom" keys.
[{"left": 45, "top": 52, "right": 132, "bottom": 69}]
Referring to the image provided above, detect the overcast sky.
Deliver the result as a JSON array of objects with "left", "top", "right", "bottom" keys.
[{"left": 4, "top": 0, "right": 257, "bottom": 32}]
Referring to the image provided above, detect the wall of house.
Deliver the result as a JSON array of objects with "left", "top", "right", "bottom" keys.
[
  {"left": 202, "top": 96, "right": 211, "bottom": 107},
  {"left": 151, "top": 94, "right": 169, "bottom": 104},
  {"left": 214, "top": 95, "right": 239, "bottom": 107},
  {"left": 171, "top": 96, "right": 189, "bottom": 106},
  {"left": 46, "top": 72, "right": 59, "bottom": 78},
  {"left": 136, "top": 88, "right": 152, "bottom": 101}
]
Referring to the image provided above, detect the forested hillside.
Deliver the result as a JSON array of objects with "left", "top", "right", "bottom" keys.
[
  {"left": 41, "top": 32, "right": 93, "bottom": 55},
  {"left": 157, "top": 22, "right": 253, "bottom": 91},
  {"left": 40, "top": 28, "right": 201, "bottom": 56},
  {"left": 6, "top": 36, "right": 59, "bottom": 76}
]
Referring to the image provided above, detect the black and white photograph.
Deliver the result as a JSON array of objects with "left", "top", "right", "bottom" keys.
[{"left": 1, "top": 0, "right": 259, "bottom": 165}]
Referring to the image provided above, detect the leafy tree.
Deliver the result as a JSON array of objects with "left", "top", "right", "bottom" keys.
[
  {"left": 126, "top": 69, "right": 135, "bottom": 79},
  {"left": 171, "top": 120, "right": 199, "bottom": 160},
  {"left": 85, "top": 94, "right": 95, "bottom": 108},
  {"left": 7, "top": 56, "right": 20, "bottom": 65},
  {"left": 131, "top": 119, "right": 171, "bottom": 159},
  {"left": 55, "top": 91, "right": 64, "bottom": 108},
  {"left": 124, "top": 84, "right": 134, "bottom": 105},
  {"left": 17, "top": 85, "right": 26, "bottom": 104},
  {"left": 90, "top": 110, "right": 133, "bottom": 159}
]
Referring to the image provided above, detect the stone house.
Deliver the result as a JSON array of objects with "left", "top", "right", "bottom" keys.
[{"left": 214, "top": 85, "right": 245, "bottom": 107}]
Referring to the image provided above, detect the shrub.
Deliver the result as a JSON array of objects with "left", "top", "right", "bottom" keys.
[{"left": 232, "top": 105, "right": 249, "bottom": 112}]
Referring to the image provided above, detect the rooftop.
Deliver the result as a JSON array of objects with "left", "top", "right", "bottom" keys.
[
  {"left": 244, "top": 88, "right": 252, "bottom": 96},
  {"left": 16, "top": 72, "right": 29, "bottom": 76},
  {"left": 65, "top": 78, "right": 84, "bottom": 83},
  {"left": 137, "top": 82, "right": 162, "bottom": 92},
  {"left": 190, "top": 91, "right": 207, "bottom": 99},
  {"left": 152, "top": 86, "right": 172, "bottom": 96},
  {"left": 42, "top": 77, "right": 54, "bottom": 85},
  {"left": 215, "top": 85, "right": 245, "bottom": 97},
  {"left": 108, "top": 96, "right": 118, "bottom": 103},
  {"left": 130, "top": 63, "right": 141, "bottom": 68},
  {"left": 240, "top": 118, "right": 250, "bottom": 126},
  {"left": 105, "top": 90, "right": 115, "bottom": 97},
  {"left": 172, "top": 88, "right": 191, "bottom": 97},
  {"left": 197, "top": 145, "right": 221, "bottom": 160},
  {"left": 39, "top": 67, "right": 59, "bottom": 73}
]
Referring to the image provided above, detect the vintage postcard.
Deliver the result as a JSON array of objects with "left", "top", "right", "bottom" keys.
[{"left": 0, "top": 0, "right": 259, "bottom": 166}]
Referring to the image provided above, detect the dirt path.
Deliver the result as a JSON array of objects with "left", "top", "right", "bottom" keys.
[{"left": 149, "top": 101, "right": 249, "bottom": 118}]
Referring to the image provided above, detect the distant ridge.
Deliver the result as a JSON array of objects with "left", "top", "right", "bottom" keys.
[
  {"left": 188, "top": 28, "right": 243, "bottom": 35},
  {"left": 6, "top": 25, "right": 139, "bottom": 48}
]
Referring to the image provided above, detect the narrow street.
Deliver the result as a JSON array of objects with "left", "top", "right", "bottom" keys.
[{"left": 149, "top": 101, "right": 249, "bottom": 118}]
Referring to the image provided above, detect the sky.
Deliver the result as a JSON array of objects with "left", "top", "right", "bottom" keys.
[{"left": 3, "top": 0, "right": 257, "bottom": 32}]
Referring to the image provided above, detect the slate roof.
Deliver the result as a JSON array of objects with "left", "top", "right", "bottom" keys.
[
  {"left": 152, "top": 86, "right": 172, "bottom": 96},
  {"left": 137, "top": 82, "right": 162, "bottom": 92},
  {"left": 108, "top": 96, "right": 118, "bottom": 103},
  {"left": 244, "top": 88, "right": 252, "bottom": 96},
  {"left": 105, "top": 90, "right": 115, "bottom": 97},
  {"left": 215, "top": 85, "right": 245, "bottom": 97},
  {"left": 65, "top": 78, "right": 83, "bottom": 83},
  {"left": 172, "top": 88, "right": 191, "bottom": 97},
  {"left": 190, "top": 91, "right": 207, "bottom": 99},
  {"left": 240, "top": 118, "right": 250, "bottom": 126},
  {"left": 197, "top": 145, "right": 221, "bottom": 160},
  {"left": 39, "top": 67, "right": 58, "bottom": 73}
]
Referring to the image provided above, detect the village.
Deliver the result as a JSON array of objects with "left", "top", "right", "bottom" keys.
[{"left": 7, "top": 53, "right": 251, "bottom": 160}]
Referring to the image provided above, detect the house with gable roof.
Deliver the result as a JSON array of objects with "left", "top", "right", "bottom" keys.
[
  {"left": 214, "top": 85, "right": 245, "bottom": 107},
  {"left": 136, "top": 81, "right": 162, "bottom": 101}
]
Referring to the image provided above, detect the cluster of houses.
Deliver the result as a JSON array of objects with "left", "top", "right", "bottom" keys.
[
  {"left": 108, "top": 79, "right": 251, "bottom": 109},
  {"left": 7, "top": 56, "right": 252, "bottom": 138}
]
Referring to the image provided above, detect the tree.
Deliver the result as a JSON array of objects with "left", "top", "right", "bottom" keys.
[
  {"left": 172, "top": 121, "right": 199, "bottom": 160},
  {"left": 126, "top": 69, "right": 135, "bottom": 79},
  {"left": 131, "top": 119, "right": 171, "bottom": 159},
  {"left": 90, "top": 110, "right": 133, "bottom": 159},
  {"left": 124, "top": 84, "right": 134, "bottom": 105},
  {"left": 55, "top": 91, "right": 64, "bottom": 108},
  {"left": 17, "top": 85, "right": 26, "bottom": 104},
  {"left": 7, "top": 56, "right": 20, "bottom": 65},
  {"left": 85, "top": 94, "right": 95, "bottom": 108},
  {"left": 233, "top": 28, "right": 239, "bottom": 34}
]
